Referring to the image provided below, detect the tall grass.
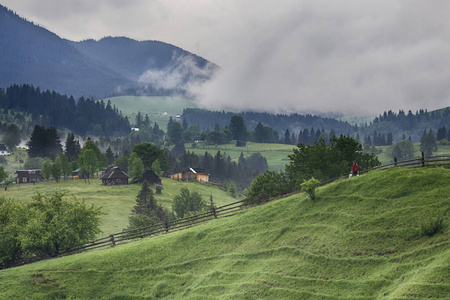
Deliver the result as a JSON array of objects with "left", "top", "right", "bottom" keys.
[{"left": 1, "top": 167, "right": 449, "bottom": 299}]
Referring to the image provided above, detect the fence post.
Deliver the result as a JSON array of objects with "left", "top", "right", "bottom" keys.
[
  {"left": 211, "top": 206, "right": 217, "bottom": 219},
  {"left": 421, "top": 152, "right": 425, "bottom": 167},
  {"left": 110, "top": 234, "right": 116, "bottom": 247},
  {"left": 165, "top": 220, "right": 169, "bottom": 233},
  {"left": 394, "top": 157, "right": 397, "bottom": 167}
]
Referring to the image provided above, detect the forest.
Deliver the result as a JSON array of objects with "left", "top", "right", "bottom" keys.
[{"left": 0, "top": 84, "right": 130, "bottom": 137}]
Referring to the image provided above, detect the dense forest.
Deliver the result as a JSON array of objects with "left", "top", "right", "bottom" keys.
[
  {"left": 0, "top": 84, "right": 130, "bottom": 137},
  {"left": 182, "top": 107, "right": 450, "bottom": 145},
  {"left": 182, "top": 108, "right": 356, "bottom": 134}
]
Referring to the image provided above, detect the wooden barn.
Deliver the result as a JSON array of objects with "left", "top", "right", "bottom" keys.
[
  {"left": 14, "top": 169, "right": 44, "bottom": 184},
  {"left": 142, "top": 169, "right": 161, "bottom": 185},
  {"left": 170, "top": 168, "right": 209, "bottom": 183},
  {"left": 100, "top": 167, "right": 130, "bottom": 185}
]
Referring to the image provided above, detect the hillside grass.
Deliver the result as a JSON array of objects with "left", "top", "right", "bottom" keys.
[
  {"left": 105, "top": 96, "right": 199, "bottom": 130},
  {"left": 1, "top": 167, "right": 449, "bottom": 299},
  {"left": 2, "top": 178, "right": 237, "bottom": 237},
  {"left": 186, "top": 142, "right": 295, "bottom": 171}
]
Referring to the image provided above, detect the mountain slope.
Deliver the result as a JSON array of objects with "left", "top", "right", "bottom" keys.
[
  {"left": 0, "top": 5, "right": 216, "bottom": 98},
  {"left": 0, "top": 5, "right": 128, "bottom": 98},
  {"left": 70, "top": 37, "right": 217, "bottom": 85},
  {"left": 0, "top": 167, "right": 449, "bottom": 298}
]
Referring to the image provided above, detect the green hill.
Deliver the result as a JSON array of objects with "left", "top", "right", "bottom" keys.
[
  {"left": 3, "top": 177, "right": 237, "bottom": 237},
  {"left": 1, "top": 167, "right": 449, "bottom": 299},
  {"left": 105, "top": 96, "right": 200, "bottom": 131}
]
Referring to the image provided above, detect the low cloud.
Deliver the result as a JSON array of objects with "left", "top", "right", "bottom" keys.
[
  {"left": 138, "top": 52, "right": 216, "bottom": 91},
  {"left": 192, "top": 0, "right": 450, "bottom": 116},
  {"left": 3, "top": 0, "right": 450, "bottom": 116}
]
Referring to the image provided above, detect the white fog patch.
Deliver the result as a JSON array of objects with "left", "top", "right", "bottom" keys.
[{"left": 138, "top": 52, "right": 217, "bottom": 90}]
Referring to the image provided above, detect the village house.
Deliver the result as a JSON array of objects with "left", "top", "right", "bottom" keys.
[
  {"left": 170, "top": 168, "right": 209, "bottom": 183},
  {"left": 100, "top": 167, "right": 130, "bottom": 185},
  {"left": 0, "top": 144, "right": 11, "bottom": 155},
  {"left": 142, "top": 169, "right": 161, "bottom": 185},
  {"left": 14, "top": 169, "right": 44, "bottom": 184}
]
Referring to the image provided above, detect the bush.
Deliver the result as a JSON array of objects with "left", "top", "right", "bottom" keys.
[
  {"left": 155, "top": 184, "right": 163, "bottom": 194},
  {"left": 301, "top": 177, "right": 320, "bottom": 201}
]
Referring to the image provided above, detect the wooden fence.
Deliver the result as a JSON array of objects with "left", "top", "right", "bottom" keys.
[{"left": 2, "top": 153, "right": 450, "bottom": 269}]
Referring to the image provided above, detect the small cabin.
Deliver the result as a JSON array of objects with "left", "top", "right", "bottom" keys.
[
  {"left": 170, "top": 168, "right": 209, "bottom": 183},
  {"left": 142, "top": 169, "right": 161, "bottom": 185},
  {"left": 14, "top": 169, "right": 44, "bottom": 184},
  {"left": 100, "top": 167, "right": 130, "bottom": 185}
]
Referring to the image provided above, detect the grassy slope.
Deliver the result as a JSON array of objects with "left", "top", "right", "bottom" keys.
[
  {"left": 1, "top": 167, "right": 449, "bottom": 299},
  {"left": 105, "top": 96, "right": 199, "bottom": 131},
  {"left": 185, "top": 142, "right": 295, "bottom": 171},
  {"left": 2, "top": 178, "right": 237, "bottom": 237}
]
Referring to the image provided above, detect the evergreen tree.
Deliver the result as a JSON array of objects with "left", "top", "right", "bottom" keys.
[
  {"left": 254, "top": 122, "right": 265, "bottom": 143},
  {"left": 229, "top": 115, "right": 248, "bottom": 141},
  {"left": 105, "top": 146, "right": 114, "bottom": 165},
  {"left": 436, "top": 126, "right": 447, "bottom": 141},
  {"left": 127, "top": 180, "right": 169, "bottom": 230},
  {"left": 27, "top": 125, "right": 62, "bottom": 160},
  {"left": 64, "top": 132, "right": 81, "bottom": 162},
  {"left": 284, "top": 129, "right": 291, "bottom": 144},
  {"left": 420, "top": 129, "right": 438, "bottom": 156}
]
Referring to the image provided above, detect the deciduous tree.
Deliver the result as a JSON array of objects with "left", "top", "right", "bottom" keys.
[
  {"left": 172, "top": 188, "right": 206, "bottom": 219},
  {"left": 2, "top": 123, "right": 21, "bottom": 150}
]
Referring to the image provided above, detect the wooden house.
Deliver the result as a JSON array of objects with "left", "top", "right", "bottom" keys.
[
  {"left": 14, "top": 169, "right": 44, "bottom": 184},
  {"left": 142, "top": 169, "right": 161, "bottom": 185},
  {"left": 170, "top": 168, "right": 209, "bottom": 183},
  {"left": 100, "top": 167, "right": 130, "bottom": 185}
]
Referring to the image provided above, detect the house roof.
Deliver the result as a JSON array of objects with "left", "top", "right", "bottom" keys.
[
  {"left": 143, "top": 169, "right": 161, "bottom": 183},
  {"left": 14, "top": 169, "right": 43, "bottom": 178},
  {"left": 100, "top": 167, "right": 130, "bottom": 179},
  {"left": 188, "top": 168, "right": 207, "bottom": 174}
]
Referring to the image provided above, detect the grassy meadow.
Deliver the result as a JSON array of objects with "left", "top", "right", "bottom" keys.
[
  {"left": 2, "top": 177, "right": 238, "bottom": 237},
  {"left": 105, "top": 96, "right": 199, "bottom": 130},
  {"left": 185, "top": 142, "right": 295, "bottom": 171},
  {"left": 1, "top": 167, "right": 449, "bottom": 299}
]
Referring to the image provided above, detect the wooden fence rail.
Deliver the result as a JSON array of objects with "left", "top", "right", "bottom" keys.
[{"left": 2, "top": 154, "right": 450, "bottom": 269}]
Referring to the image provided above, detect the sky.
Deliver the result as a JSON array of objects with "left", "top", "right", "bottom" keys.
[{"left": 2, "top": 0, "right": 450, "bottom": 117}]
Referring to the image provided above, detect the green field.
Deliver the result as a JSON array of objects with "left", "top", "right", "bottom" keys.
[
  {"left": 1, "top": 167, "right": 449, "bottom": 299},
  {"left": 185, "top": 142, "right": 295, "bottom": 171},
  {"left": 3, "top": 178, "right": 238, "bottom": 237},
  {"left": 105, "top": 96, "right": 200, "bottom": 130}
]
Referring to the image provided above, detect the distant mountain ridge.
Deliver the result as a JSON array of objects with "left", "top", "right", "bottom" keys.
[{"left": 0, "top": 5, "right": 216, "bottom": 98}]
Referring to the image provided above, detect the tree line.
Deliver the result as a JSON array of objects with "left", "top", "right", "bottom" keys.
[{"left": 0, "top": 84, "right": 131, "bottom": 137}]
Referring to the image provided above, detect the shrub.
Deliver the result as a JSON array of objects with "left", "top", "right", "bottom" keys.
[
  {"left": 301, "top": 177, "right": 320, "bottom": 201},
  {"left": 155, "top": 184, "right": 163, "bottom": 194}
]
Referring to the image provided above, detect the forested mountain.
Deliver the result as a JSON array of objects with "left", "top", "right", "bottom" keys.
[
  {"left": 70, "top": 37, "right": 216, "bottom": 86},
  {"left": 182, "top": 108, "right": 356, "bottom": 137},
  {"left": 0, "top": 5, "right": 215, "bottom": 98},
  {"left": 0, "top": 84, "right": 130, "bottom": 137},
  {"left": 359, "top": 108, "right": 450, "bottom": 143}
]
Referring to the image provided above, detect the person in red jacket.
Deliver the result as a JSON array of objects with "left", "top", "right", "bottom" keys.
[{"left": 352, "top": 160, "right": 359, "bottom": 176}]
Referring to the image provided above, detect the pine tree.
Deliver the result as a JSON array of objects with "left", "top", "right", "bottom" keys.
[
  {"left": 128, "top": 181, "right": 168, "bottom": 228},
  {"left": 65, "top": 132, "right": 81, "bottom": 162}
]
